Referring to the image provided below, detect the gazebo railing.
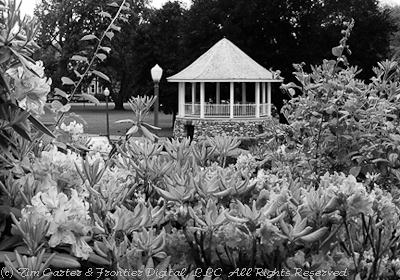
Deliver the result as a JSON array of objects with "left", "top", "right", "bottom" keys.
[{"left": 184, "top": 102, "right": 269, "bottom": 117}]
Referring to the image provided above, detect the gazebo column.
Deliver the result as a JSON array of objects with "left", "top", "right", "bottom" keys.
[
  {"left": 242, "top": 82, "right": 246, "bottom": 103},
  {"left": 200, "top": 82, "right": 205, "bottom": 118},
  {"left": 230, "top": 82, "right": 234, "bottom": 118},
  {"left": 267, "top": 82, "right": 272, "bottom": 116},
  {"left": 191, "top": 82, "right": 196, "bottom": 114},
  {"left": 262, "top": 82, "right": 266, "bottom": 115},
  {"left": 216, "top": 82, "right": 220, "bottom": 114},
  {"left": 178, "top": 82, "right": 185, "bottom": 117},
  {"left": 255, "top": 82, "right": 260, "bottom": 118},
  {"left": 242, "top": 82, "right": 246, "bottom": 116},
  {"left": 216, "top": 82, "right": 221, "bottom": 104}
]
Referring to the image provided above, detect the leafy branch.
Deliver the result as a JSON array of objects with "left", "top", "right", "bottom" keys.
[{"left": 53, "top": 0, "right": 129, "bottom": 128}]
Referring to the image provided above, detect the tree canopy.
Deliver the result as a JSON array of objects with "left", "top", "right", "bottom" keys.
[{"left": 34, "top": 0, "right": 397, "bottom": 115}]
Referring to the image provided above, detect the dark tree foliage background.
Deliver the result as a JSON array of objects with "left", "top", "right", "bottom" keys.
[{"left": 34, "top": 0, "right": 397, "bottom": 119}]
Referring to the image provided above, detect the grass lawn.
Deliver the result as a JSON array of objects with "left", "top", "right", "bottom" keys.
[{"left": 39, "top": 102, "right": 174, "bottom": 138}]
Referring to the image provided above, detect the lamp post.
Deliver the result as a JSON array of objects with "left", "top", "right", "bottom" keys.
[
  {"left": 151, "top": 64, "right": 163, "bottom": 128},
  {"left": 104, "top": 87, "right": 110, "bottom": 142}
]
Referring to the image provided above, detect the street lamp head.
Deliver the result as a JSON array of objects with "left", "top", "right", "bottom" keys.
[
  {"left": 104, "top": 87, "right": 110, "bottom": 97},
  {"left": 151, "top": 64, "right": 163, "bottom": 83}
]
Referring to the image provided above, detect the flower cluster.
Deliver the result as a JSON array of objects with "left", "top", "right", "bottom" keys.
[
  {"left": 22, "top": 185, "right": 92, "bottom": 259},
  {"left": 6, "top": 60, "right": 52, "bottom": 116},
  {"left": 35, "top": 145, "right": 86, "bottom": 195},
  {"left": 319, "top": 172, "right": 374, "bottom": 217},
  {"left": 88, "top": 138, "right": 112, "bottom": 155},
  {"left": 60, "top": 121, "right": 84, "bottom": 141},
  {"left": 235, "top": 153, "right": 258, "bottom": 174}
]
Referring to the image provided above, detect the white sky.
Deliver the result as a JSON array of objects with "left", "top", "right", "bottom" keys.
[
  {"left": 19, "top": 0, "right": 192, "bottom": 16},
  {"left": 19, "top": 0, "right": 400, "bottom": 16},
  {"left": 382, "top": 0, "right": 400, "bottom": 6},
  {"left": 18, "top": 0, "right": 400, "bottom": 17}
]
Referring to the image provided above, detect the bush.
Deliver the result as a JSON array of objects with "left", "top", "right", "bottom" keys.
[{"left": 2, "top": 5, "right": 400, "bottom": 280}]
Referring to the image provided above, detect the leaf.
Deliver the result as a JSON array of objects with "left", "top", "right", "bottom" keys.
[
  {"left": 61, "top": 77, "right": 75, "bottom": 85},
  {"left": 126, "top": 125, "right": 139, "bottom": 135},
  {"left": 142, "top": 122, "right": 161, "bottom": 130},
  {"left": 0, "top": 236, "right": 23, "bottom": 251},
  {"left": 51, "top": 100, "right": 64, "bottom": 111},
  {"left": 71, "top": 55, "right": 88, "bottom": 63},
  {"left": 81, "top": 34, "right": 99, "bottom": 41},
  {"left": 81, "top": 94, "right": 100, "bottom": 106},
  {"left": 73, "top": 143, "right": 90, "bottom": 152},
  {"left": 155, "top": 187, "right": 179, "bottom": 202},
  {"left": 28, "top": 115, "right": 55, "bottom": 138},
  {"left": 105, "top": 32, "right": 114, "bottom": 40},
  {"left": 88, "top": 251, "right": 111, "bottom": 266},
  {"left": 108, "top": 2, "right": 119, "bottom": 7},
  {"left": 54, "top": 88, "right": 69, "bottom": 99},
  {"left": 299, "top": 227, "right": 328, "bottom": 242},
  {"left": 0, "top": 135, "right": 13, "bottom": 161},
  {"left": 110, "top": 24, "right": 121, "bottom": 32},
  {"left": 371, "top": 158, "right": 390, "bottom": 164},
  {"left": 100, "top": 46, "right": 111, "bottom": 53},
  {"left": 155, "top": 256, "right": 171, "bottom": 273},
  {"left": 0, "top": 206, "right": 21, "bottom": 218},
  {"left": 74, "top": 70, "right": 83, "bottom": 78},
  {"left": 0, "top": 49, "right": 12, "bottom": 64},
  {"left": 9, "top": 49, "right": 40, "bottom": 77},
  {"left": 92, "top": 70, "right": 110, "bottom": 82},
  {"left": 67, "top": 113, "right": 87, "bottom": 125},
  {"left": 332, "top": 46, "right": 343, "bottom": 57},
  {"left": 140, "top": 125, "right": 157, "bottom": 141},
  {"left": 10, "top": 109, "right": 29, "bottom": 126},
  {"left": 96, "top": 53, "right": 107, "bottom": 61},
  {"left": 349, "top": 166, "right": 361, "bottom": 177},
  {"left": 11, "top": 124, "right": 31, "bottom": 141},
  {"left": 115, "top": 119, "right": 135, "bottom": 124},
  {"left": 59, "top": 104, "right": 71, "bottom": 113},
  {"left": 152, "top": 252, "right": 167, "bottom": 259},
  {"left": 98, "top": 11, "right": 112, "bottom": 18}
]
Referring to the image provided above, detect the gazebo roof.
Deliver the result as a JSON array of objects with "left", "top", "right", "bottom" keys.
[{"left": 167, "top": 38, "right": 283, "bottom": 83}]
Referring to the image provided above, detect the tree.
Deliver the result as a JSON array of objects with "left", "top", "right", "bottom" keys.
[
  {"left": 97, "top": 0, "right": 151, "bottom": 110},
  {"left": 129, "top": 1, "right": 187, "bottom": 121},
  {"left": 34, "top": 0, "right": 396, "bottom": 115},
  {"left": 34, "top": 0, "right": 150, "bottom": 110},
  {"left": 34, "top": 0, "right": 108, "bottom": 92},
  {"left": 180, "top": 0, "right": 396, "bottom": 120},
  {"left": 387, "top": 4, "right": 400, "bottom": 59}
]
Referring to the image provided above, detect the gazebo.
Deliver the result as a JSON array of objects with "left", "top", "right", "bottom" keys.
[{"left": 167, "top": 38, "right": 283, "bottom": 140}]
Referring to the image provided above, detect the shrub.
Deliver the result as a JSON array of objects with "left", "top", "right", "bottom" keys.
[{"left": 2, "top": 3, "right": 400, "bottom": 280}]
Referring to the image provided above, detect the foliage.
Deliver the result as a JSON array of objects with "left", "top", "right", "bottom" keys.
[
  {"left": 34, "top": 0, "right": 114, "bottom": 91},
  {"left": 115, "top": 95, "right": 161, "bottom": 142},
  {"left": 183, "top": 0, "right": 395, "bottom": 82},
  {"left": 0, "top": 0, "right": 56, "bottom": 173},
  {"left": 130, "top": 1, "right": 187, "bottom": 117},
  {"left": 280, "top": 19, "right": 400, "bottom": 188},
  {"left": 34, "top": 0, "right": 396, "bottom": 116},
  {"left": 35, "top": 0, "right": 151, "bottom": 110},
  {"left": 2, "top": 1, "right": 400, "bottom": 280}
]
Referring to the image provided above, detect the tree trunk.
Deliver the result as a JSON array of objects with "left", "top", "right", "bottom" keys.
[{"left": 113, "top": 98, "right": 125, "bottom": 110}]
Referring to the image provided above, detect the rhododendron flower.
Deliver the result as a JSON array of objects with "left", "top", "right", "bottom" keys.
[
  {"left": 38, "top": 145, "right": 87, "bottom": 196},
  {"left": 319, "top": 172, "right": 374, "bottom": 217},
  {"left": 22, "top": 186, "right": 92, "bottom": 259},
  {"left": 60, "top": 120, "right": 85, "bottom": 141},
  {"left": 35, "top": 184, "right": 69, "bottom": 210},
  {"left": 6, "top": 60, "right": 52, "bottom": 116}
]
